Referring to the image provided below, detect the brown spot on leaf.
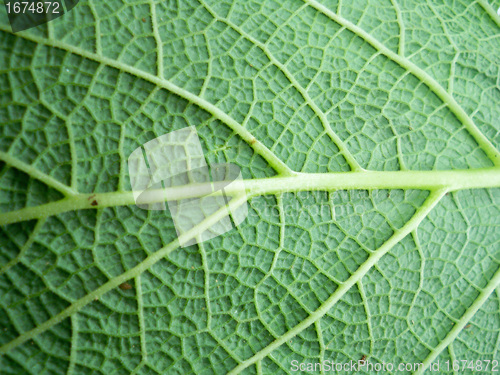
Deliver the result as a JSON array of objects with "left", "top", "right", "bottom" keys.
[
  {"left": 142, "top": 17, "right": 146, "bottom": 22},
  {"left": 465, "top": 324, "right": 471, "bottom": 329},
  {"left": 119, "top": 282, "right": 132, "bottom": 290},
  {"left": 250, "top": 138, "right": 257, "bottom": 144},
  {"left": 91, "top": 200, "right": 98, "bottom": 206}
]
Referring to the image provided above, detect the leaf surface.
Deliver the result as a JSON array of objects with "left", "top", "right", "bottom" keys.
[{"left": 0, "top": 0, "right": 500, "bottom": 374}]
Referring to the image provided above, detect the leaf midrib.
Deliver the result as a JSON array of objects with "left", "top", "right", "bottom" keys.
[{"left": 1, "top": 167, "right": 500, "bottom": 226}]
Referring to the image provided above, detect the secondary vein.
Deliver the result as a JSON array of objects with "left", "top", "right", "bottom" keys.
[
  {"left": 200, "top": 0, "right": 363, "bottom": 172},
  {"left": 303, "top": 0, "right": 500, "bottom": 167},
  {"left": 415, "top": 263, "right": 500, "bottom": 374},
  {"left": 0, "top": 151, "right": 77, "bottom": 197},
  {"left": 227, "top": 189, "right": 447, "bottom": 374},
  {"left": 0, "top": 194, "right": 249, "bottom": 355},
  {"left": 0, "top": 24, "right": 294, "bottom": 178}
]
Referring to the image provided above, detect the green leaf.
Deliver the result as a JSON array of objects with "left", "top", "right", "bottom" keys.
[{"left": 0, "top": 0, "right": 499, "bottom": 374}]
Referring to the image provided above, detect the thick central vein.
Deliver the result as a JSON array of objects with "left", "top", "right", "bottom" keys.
[{"left": 1, "top": 168, "right": 499, "bottom": 226}]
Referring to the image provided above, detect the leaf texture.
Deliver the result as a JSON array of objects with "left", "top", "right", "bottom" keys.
[{"left": 0, "top": 0, "right": 499, "bottom": 374}]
